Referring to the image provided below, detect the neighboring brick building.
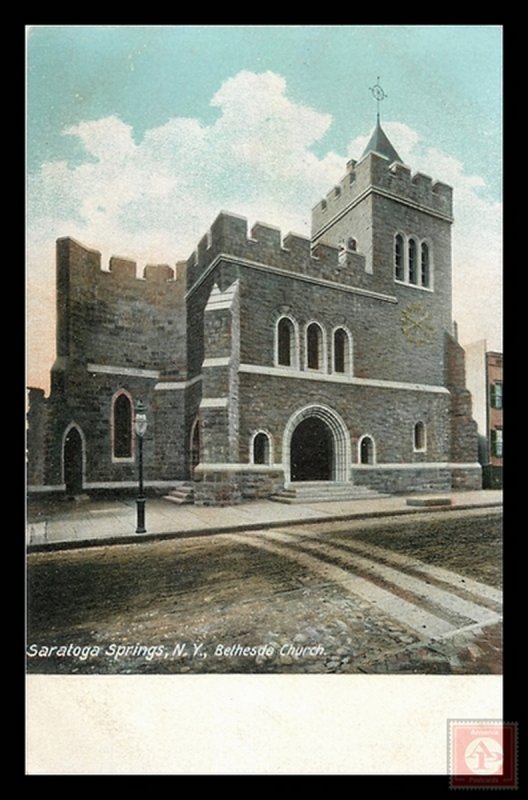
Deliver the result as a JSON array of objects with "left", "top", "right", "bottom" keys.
[
  {"left": 27, "top": 121, "right": 481, "bottom": 504},
  {"left": 465, "top": 341, "right": 503, "bottom": 488}
]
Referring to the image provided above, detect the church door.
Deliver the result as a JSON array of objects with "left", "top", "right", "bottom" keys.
[
  {"left": 290, "top": 416, "right": 334, "bottom": 481},
  {"left": 64, "top": 427, "right": 83, "bottom": 495}
]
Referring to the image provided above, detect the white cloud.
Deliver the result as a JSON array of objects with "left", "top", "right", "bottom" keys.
[{"left": 27, "top": 71, "right": 502, "bottom": 392}]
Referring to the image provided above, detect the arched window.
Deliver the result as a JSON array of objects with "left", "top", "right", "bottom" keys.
[
  {"left": 421, "top": 243, "right": 430, "bottom": 288},
  {"left": 408, "top": 238, "right": 417, "bottom": 284},
  {"left": 113, "top": 391, "right": 133, "bottom": 459},
  {"left": 252, "top": 431, "right": 272, "bottom": 465},
  {"left": 277, "top": 317, "right": 294, "bottom": 367},
  {"left": 359, "top": 435, "right": 375, "bottom": 465},
  {"left": 414, "top": 421, "right": 426, "bottom": 452},
  {"left": 306, "top": 323, "right": 323, "bottom": 370},
  {"left": 347, "top": 237, "right": 357, "bottom": 251},
  {"left": 394, "top": 234, "right": 404, "bottom": 281},
  {"left": 333, "top": 328, "right": 351, "bottom": 374}
]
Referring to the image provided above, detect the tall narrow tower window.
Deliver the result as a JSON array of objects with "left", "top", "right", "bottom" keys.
[
  {"left": 333, "top": 328, "right": 351, "bottom": 374},
  {"left": 408, "top": 239, "right": 418, "bottom": 285},
  {"left": 394, "top": 234, "right": 404, "bottom": 281},
  {"left": 113, "top": 392, "right": 133, "bottom": 459},
  {"left": 278, "top": 318, "right": 293, "bottom": 366},
  {"left": 421, "top": 242, "right": 430, "bottom": 288},
  {"left": 413, "top": 421, "right": 426, "bottom": 452},
  {"left": 306, "top": 323, "right": 323, "bottom": 370}
]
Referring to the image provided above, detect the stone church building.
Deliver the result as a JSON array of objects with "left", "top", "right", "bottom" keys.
[{"left": 27, "top": 121, "right": 481, "bottom": 505}]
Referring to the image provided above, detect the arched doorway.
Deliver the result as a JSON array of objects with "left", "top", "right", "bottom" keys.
[
  {"left": 190, "top": 418, "right": 201, "bottom": 479},
  {"left": 283, "top": 405, "right": 351, "bottom": 485},
  {"left": 63, "top": 426, "right": 83, "bottom": 494},
  {"left": 291, "top": 417, "right": 333, "bottom": 481}
]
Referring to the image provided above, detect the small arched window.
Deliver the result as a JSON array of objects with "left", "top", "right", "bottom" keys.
[
  {"left": 278, "top": 317, "right": 294, "bottom": 367},
  {"left": 414, "top": 421, "right": 426, "bottom": 452},
  {"left": 359, "top": 436, "right": 375, "bottom": 465},
  {"left": 306, "top": 323, "right": 323, "bottom": 370},
  {"left": 394, "top": 234, "right": 404, "bottom": 281},
  {"left": 113, "top": 392, "right": 133, "bottom": 459},
  {"left": 408, "top": 238, "right": 417, "bottom": 285},
  {"left": 421, "top": 243, "right": 430, "bottom": 288},
  {"left": 252, "top": 432, "right": 271, "bottom": 465},
  {"left": 333, "top": 328, "right": 351, "bottom": 374}
]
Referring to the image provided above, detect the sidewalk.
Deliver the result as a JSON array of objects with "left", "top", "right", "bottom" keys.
[{"left": 27, "top": 490, "right": 503, "bottom": 552}]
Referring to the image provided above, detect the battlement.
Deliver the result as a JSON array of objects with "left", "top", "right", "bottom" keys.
[
  {"left": 58, "top": 238, "right": 179, "bottom": 285},
  {"left": 312, "top": 150, "right": 453, "bottom": 236},
  {"left": 55, "top": 237, "right": 186, "bottom": 369},
  {"left": 186, "top": 211, "right": 366, "bottom": 290}
]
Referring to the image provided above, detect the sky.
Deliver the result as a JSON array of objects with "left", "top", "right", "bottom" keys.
[{"left": 27, "top": 25, "right": 502, "bottom": 392}]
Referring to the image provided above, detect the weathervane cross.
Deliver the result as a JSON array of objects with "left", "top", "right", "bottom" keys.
[{"left": 369, "top": 77, "right": 387, "bottom": 123}]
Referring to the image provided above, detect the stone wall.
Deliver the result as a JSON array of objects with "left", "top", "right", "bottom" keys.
[
  {"left": 352, "top": 466, "right": 452, "bottom": 493},
  {"left": 56, "top": 238, "right": 186, "bottom": 373},
  {"left": 238, "top": 371, "right": 450, "bottom": 468},
  {"left": 445, "top": 333, "right": 479, "bottom": 464},
  {"left": 193, "top": 467, "right": 284, "bottom": 506},
  {"left": 41, "top": 370, "right": 186, "bottom": 487},
  {"left": 26, "top": 388, "right": 48, "bottom": 486}
]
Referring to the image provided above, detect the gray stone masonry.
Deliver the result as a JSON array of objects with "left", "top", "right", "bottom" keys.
[{"left": 27, "top": 130, "right": 480, "bottom": 502}]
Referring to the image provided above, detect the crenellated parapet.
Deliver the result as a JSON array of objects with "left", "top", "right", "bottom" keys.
[
  {"left": 312, "top": 150, "right": 453, "bottom": 239},
  {"left": 185, "top": 211, "right": 367, "bottom": 292},
  {"left": 55, "top": 237, "right": 186, "bottom": 371},
  {"left": 57, "top": 238, "right": 179, "bottom": 285}
]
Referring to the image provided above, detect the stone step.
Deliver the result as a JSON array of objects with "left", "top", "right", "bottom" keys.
[
  {"left": 270, "top": 483, "right": 389, "bottom": 505},
  {"left": 163, "top": 484, "right": 195, "bottom": 505},
  {"left": 406, "top": 496, "right": 452, "bottom": 507}
]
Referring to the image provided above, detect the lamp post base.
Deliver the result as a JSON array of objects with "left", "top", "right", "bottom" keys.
[{"left": 136, "top": 497, "right": 146, "bottom": 533}]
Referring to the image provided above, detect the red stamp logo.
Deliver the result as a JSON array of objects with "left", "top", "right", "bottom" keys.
[{"left": 449, "top": 721, "right": 517, "bottom": 789}]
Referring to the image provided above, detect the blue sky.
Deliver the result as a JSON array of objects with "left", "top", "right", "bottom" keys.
[{"left": 27, "top": 25, "right": 502, "bottom": 390}]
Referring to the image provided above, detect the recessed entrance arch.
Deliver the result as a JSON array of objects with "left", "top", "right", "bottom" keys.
[
  {"left": 291, "top": 417, "right": 333, "bottom": 481},
  {"left": 62, "top": 424, "right": 84, "bottom": 495},
  {"left": 283, "top": 404, "right": 351, "bottom": 485}
]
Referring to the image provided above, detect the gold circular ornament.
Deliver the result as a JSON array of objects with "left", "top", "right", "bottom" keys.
[{"left": 401, "top": 303, "right": 434, "bottom": 346}]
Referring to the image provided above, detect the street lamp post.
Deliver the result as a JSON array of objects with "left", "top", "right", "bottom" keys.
[{"left": 134, "top": 399, "right": 148, "bottom": 533}]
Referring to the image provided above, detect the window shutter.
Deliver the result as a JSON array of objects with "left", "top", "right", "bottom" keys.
[{"left": 490, "top": 384, "right": 496, "bottom": 407}]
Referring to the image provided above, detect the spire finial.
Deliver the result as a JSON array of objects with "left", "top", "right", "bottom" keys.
[{"left": 369, "top": 77, "right": 387, "bottom": 124}]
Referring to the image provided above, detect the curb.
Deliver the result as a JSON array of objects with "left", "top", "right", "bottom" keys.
[{"left": 27, "top": 501, "right": 503, "bottom": 554}]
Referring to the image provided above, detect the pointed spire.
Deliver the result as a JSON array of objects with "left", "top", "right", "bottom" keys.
[
  {"left": 361, "top": 120, "right": 402, "bottom": 164},
  {"left": 362, "top": 78, "right": 402, "bottom": 164}
]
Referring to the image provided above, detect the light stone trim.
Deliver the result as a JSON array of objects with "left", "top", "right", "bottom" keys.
[
  {"left": 239, "top": 363, "right": 449, "bottom": 394},
  {"left": 88, "top": 363, "right": 160, "bottom": 379},
  {"left": 83, "top": 480, "right": 178, "bottom": 489},
  {"left": 194, "top": 463, "right": 283, "bottom": 473},
  {"left": 357, "top": 433, "right": 377, "bottom": 465},
  {"left": 205, "top": 281, "right": 240, "bottom": 313},
  {"left": 202, "top": 357, "right": 231, "bottom": 368},
  {"left": 154, "top": 375, "right": 202, "bottom": 391},
  {"left": 283, "top": 404, "right": 351, "bottom": 485},
  {"left": 352, "top": 462, "right": 481, "bottom": 470},
  {"left": 27, "top": 484, "right": 66, "bottom": 492},
  {"left": 200, "top": 397, "right": 229, "bottom": 409}
]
